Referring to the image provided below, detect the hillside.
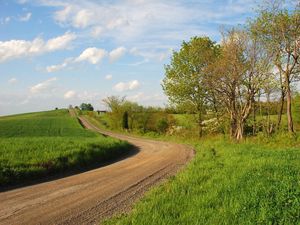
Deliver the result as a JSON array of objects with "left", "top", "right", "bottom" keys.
[{"left": 0, "top": 109, "right": 131, "bottom": 187}]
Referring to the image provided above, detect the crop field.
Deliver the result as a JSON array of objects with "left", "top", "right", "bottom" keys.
[
  {"left": 0, "top": 110, "right": 131, "bottom": 186},
  {"left": 105, "top": 135, "right": 300, "bottom": 225}
]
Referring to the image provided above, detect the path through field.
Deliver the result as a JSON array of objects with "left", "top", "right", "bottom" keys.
[{"left": 0, "top": 116, "right": 194, "bottom": 225}]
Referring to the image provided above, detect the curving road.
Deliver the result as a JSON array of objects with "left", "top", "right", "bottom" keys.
[{"left": 0, "top": 116, "right": 194, "bottom": 225}]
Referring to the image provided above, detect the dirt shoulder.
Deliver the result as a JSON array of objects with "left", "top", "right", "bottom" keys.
[{"left": 0, "top": 116, "right": 194, "bottom": 225}]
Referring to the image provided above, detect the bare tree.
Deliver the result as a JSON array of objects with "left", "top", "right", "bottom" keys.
[
  {"left": 207, "top": 29, "right": 270, "bottom": 140},
  {"left": 250, "top": 1, "right": 300, "bottom": 133}
]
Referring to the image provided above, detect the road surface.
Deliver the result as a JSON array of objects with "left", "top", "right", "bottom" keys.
[{"left": 0, "top": 116, "right": 194, "bottom": 225}]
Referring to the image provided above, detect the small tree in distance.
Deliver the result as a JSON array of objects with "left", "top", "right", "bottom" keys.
[{"left": 80, "top": 103, "right": 94, "bottom": 111}]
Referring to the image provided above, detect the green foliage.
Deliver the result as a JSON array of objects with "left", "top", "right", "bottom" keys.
[
  {"left": 293, "top": 93, "right": 300, "bottom": 129},
  {"left": 105, "top": 137, "right": 300, "bottom": 225},
  {"left": 162, "top": 36, "right": 219, "bottom": 114},
  {"left": 80, "top": 103, "right": 94, "bottom": 111},
  {"left": 0, "top": 110, "right": 131, "bottom": 186},
  {"left": 156, "top": 118, "right": 168, "bottom": 134}
]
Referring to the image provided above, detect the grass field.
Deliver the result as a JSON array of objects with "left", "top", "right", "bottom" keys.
[
  {"left": 0, "top": 109, "right": 131, "bottom": 186},
  {"left": 100, "top": 131, "right": 300, "bottom": 224}
]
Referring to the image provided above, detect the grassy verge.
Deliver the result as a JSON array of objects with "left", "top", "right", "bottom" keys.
[
  {"left": 0, "top": 110, "right": 132, "bottom": 186},
  {"left": 81, "top": 113, "right": 300, "bottom": 224}
]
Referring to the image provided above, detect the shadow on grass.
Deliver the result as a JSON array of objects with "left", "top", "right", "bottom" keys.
[{"left": 0, "top": 145, "right": 140, "bottom": 192}]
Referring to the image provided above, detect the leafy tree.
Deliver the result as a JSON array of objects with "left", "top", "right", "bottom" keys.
[
  {"left": 102, "top": 96, "right": 126, "bottom": 129},
  {"left": 80, "top": 103, "right": 94, "bottom": 111},
  {"left": 162, "top": 36, "right": 220, "bottom": 137},
  {"left": 250, "top": 1, "right": 300, "bottom": 133}
]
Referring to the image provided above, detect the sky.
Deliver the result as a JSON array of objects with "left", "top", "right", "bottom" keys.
[{"left": 0, "top": 0, "right": 261, "bottom": 115}]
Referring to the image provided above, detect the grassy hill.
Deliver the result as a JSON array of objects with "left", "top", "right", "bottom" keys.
[{"left": 0, "top": 109, "right": 131, "bottom": 186}]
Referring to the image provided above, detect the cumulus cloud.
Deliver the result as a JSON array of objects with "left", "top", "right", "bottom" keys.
[
  {"left": 75, "top": 47, "right": 107, "bottom": 64},
  {"left": 8, "top": 78, "right": 18, "bottom": 84},
  {"left": 19, "top": 12, "right": 32, "bottom": 22},
  {"left": 30, "top": 77, "right": 57, "bottom": 94},
  {"left": 45, "top": 32, "right": 76, "bottom": 51},
  {"left": 64, "top": 90, "right": 76, "bottom": 99},
  {"left": 46, "top": 47, "right": 107, "bottom": 72},
  {"left": 109, "top": 47, "right": 126, "bottom": 63},
  {"left": 113, "top": 80, "right": 140, "bottom": 92},
  {"left": 34, "top": 0, "right": 258, "bottom": 64},
  {"left": 0, "top": 32, "right": 76, "bottom": 63},
  {"left": 105, "top": 74, "right": 113, "bottom": 80}
]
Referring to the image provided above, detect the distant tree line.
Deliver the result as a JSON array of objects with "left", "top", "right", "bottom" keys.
[{"left": 102, "top": 96, "right": 173, "bottom": 134}]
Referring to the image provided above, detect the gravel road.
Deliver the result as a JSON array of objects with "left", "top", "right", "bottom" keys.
[{"left": 0, "top": 116, "right": 194, "bottom": 225}]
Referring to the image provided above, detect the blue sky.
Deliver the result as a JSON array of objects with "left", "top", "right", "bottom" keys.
[{"left": 0, "top": 0, "right": 260, "bottom": 115}]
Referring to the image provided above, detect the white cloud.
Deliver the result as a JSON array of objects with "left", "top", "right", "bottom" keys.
[
  {"left": 105, "top": 74, "right": 113, "bottom": 80},
  {"left": 75, "top": 47, "right": 107, "bottom": 64},
  {"left": 113, "top": 80, "right": 140, "bottom": 92},
  {"left": 46, "top": 63, "right": 66, "bottom": 73},
  {"left": 73, "top": 9, "right": 94, "bottom": 28},
  {"left": 46, "top": 57, "right": 73, "bottom": 72},
  {"left": 91, "top": 26, "right": 104, "bottom": 38},
  {"left": 45, "top": 32, "right": 76, "bottom": 51},
  {"left": 30, "top": 77, "right": 57, "bottom": 94},
  {"left": 109, "top": 47, "right": 126, "bottom": 63},
  {"left": 19, "top": 12, "right": 32, "bottom": 22},
  {"left": 64, "top": 90, "right": 76, "bottom": 99},
  {"left": 46, "top": 47, "right": 106, "bottom": 72},
  {"left": 34, "top": 0, "right": 257, "bottom": 63},
  {"left": 8, "top": 78, "right": 18, "bottom": 84},
  {"left": 0, "top": 32, "right": 76, "bottom": 63}
]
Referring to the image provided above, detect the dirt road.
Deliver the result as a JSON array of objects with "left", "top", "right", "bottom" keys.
[{"left": 0, "top": 116, "right": 194, "bottom": 225}]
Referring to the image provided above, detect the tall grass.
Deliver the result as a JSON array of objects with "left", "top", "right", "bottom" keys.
[
  {"left": 103, "top": 135, "right": 300, "bottom": 224},
  {"left": 0, "top": 110, "right": 131, "bottom": 186}
]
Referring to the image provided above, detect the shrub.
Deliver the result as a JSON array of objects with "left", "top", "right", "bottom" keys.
[{"left": 156, "top": 118, "right": 169, "bottom": 134}]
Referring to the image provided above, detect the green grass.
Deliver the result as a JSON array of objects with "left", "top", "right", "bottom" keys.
[
  {"left": 0, "top": 109, "right": 131, "bottom": 186},
  {"left": 103, "top": 134, "right": 300, "bottom": 224}
]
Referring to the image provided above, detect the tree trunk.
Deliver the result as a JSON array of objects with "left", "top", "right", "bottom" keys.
[
  {"left": 277, "top": 89, "right": 285, "bottom": 130},
  {"left": 235, "top": 119, "right": 244, "bottom": 140},
  {"left": 230, "top": 114, "right": 237, "bottom": 139},
  {"left": 198, "top": 111, "right": 203, "bottom": 138},
  {"left": 252, "top": 99, "right": 256, "bottom": 135},
  {"left": 286, "top": 84, "right": 294, "bottom": 133}
]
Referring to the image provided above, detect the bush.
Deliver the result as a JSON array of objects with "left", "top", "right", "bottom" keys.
[{"left": 156, "top": 118, "right": 169, "bottom": 134}]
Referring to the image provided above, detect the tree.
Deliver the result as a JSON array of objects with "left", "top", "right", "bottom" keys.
[
  {"left": 102, "top": 96, "right": 126, "bottom": 129},
  {"left": 123, "top": 101, "right": 142, "bottom": 130},
  {"left": 250, "top": 1, "right": 300, "bottom": 133},
  {"left": 162, "top": 36, "right": 220, "bottom": 137},
  {"left": 122, "top": 111, "right": 129, "bottom": 130},
  {"left": 80, "top": 103, "right": 94, "bottom": 111},
  {"left": 207, "top": 29, "right": 270, "bottom": 140}
]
